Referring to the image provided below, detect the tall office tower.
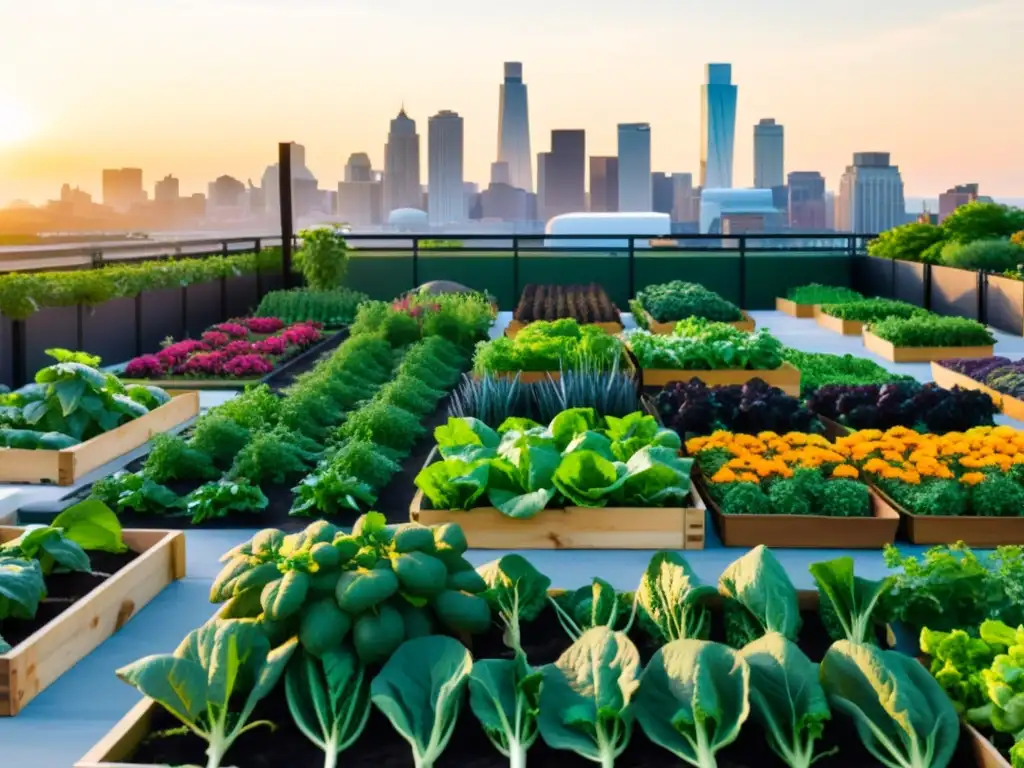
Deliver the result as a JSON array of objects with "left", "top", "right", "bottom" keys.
[
  {"left": 651, "top": 172, "right": 673, "bottom": 215},
  {"left": 383, "top": 108, "right": 422, "bottom": 214},
  {"left": 541, "top": 130, "right": 586, "bottom": 220},
  {"left": 589, "top": 156, "right": 618, "bottom": 212},
  {"left": 670, "top": 173, "right": 699, "bottom": 222},
  {"left": 700, "top": 63, "right": 738, "bottom": 189},
  {"left": 427, "top": 110, "right": 466, "bottom": 226},
  {"left": 337, "top": 176, "right": 383, "bottom": 226},
  {"left": 345, "top": 153, "right": 373, "bottom": 182},
  {"left": 938, "top": 183, "right": 980, "bottom": 223},
  {"left": 754, "top": 118, "right": 784, "bottom": 189},
  {"left": 209, "top": 175, "right": 245, "bottom": 208},
  {"left": 102, "top": 168, "right": 145, "bottom": 213},
  {"left": 497, "top": 62, "right": 533, "bottom": 192},
  {"left": 617, "top": 123, "right": 652, "bottom": 212},
  {"left": 836, "top": 152, "right": 906, "bottom": 233},
  {"left": 787, "top": 171, "right": 826, "bottom": 230},
  {"left": 154, "top": 174, "right": 179, "bottom": 203},
  {"left": 537, "top": 152, "right": 550, "bottom": 218},
  {"left": 825, "top": 191, "right": 836, "bottom": 230},
  {"left": 491, "top": 161, "right": 511, "bottom": 185}
]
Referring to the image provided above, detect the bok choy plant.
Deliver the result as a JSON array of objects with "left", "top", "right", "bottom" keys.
[
  {"left": 537, "top": 626, "right": 640, "bottom": 768},
  {"left": 548, "top": 577, "right": 637, "bottom": 641},
  {"left": 635, "top": 551, "right": 716, "bottom": 643},
  {"left": 469, "top": 656, "right": 542, "bottom": 768},
  {"left": 115, "top": 619, "right": 298, "bottom": 768},
  {"left": 478, "top": 554, "right": 551, "bottom": 654},
  {"left": 633, "top": 638, "right": 750, "bottom": 768},
  {"left": 370, "top": 635, "right": 472, "bottom": 768},
  {"left": 809, "top": 555, "right": 893, "bottom": 645},
  {"left": 718, "top": 545, "right": 801, "bottom": 648}
]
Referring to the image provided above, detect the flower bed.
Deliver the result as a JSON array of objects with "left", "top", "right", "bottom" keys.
[
  {"left": 688, "top": 430, "right": 899, "bottom": 547},
  {"left": 933, "top": 357, "right": 1024, "bottom": 422},
  {"left": 121, "top": 317, "right": 324, "bottom": 387},
  {"left": 77, "top": 537, "right": 992, "bottom": 768},
  {"left": 629, "top": 280, "right": 746, "bottom": 333},
  {"left": 845, "top": 425, "right": 1024, "bottom": 545},
  {"left": 864, "top": 315, "right": 996, "bottom": 363},
  {"left": 411, "top": 408, "right": 705, "bottom": 549}
]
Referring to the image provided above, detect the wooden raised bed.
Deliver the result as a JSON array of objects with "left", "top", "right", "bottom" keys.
[
  {"left": 639, "top": 361, "right": 800, "bottom": 395},
  {"left": 504, "top": 319, "right": 623, "bottom": 339},
  {"left": 0, "top": 391, "right": 200, "bottom": 486},
  {"left": 775, "top": 297, "right": 817, "bottom": 318},
  {"left": 930, "top": 361, "right": 1024, "bottom": 422},
  {"left": 409, "top": 449, "right": 705, "bottom": 549},
  {"left": 862, "top": 329, "right": 994, "bottom": 364},
  {"left": 695, "top": 476, "right": 899, "bottom": 548},
  {"left": 641, "top": 308, "right": 756, "bottom": 335},
  {"left": 814, "top": 307, "right": 864, "bottom": 336},
  {"left": 0, "top": 527, "right": 185, "bottom": 716}
]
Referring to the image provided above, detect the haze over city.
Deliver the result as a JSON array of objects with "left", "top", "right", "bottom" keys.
[{"left": 1, "top": 0, "right": 1023, "bottom": 206}]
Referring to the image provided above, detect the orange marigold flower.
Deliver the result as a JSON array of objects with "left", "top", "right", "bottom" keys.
[
  {"left": 711, "top": 467, "right": 738, "bottom": 483},
  {"left": 832, "top": 465, "right": 859, "bottom": 479},
  {"left": 960, "top": 472, "right": 986, "bottom": 486},
  {"left": 757, "top": 431, "right": 780, "bottom": 441},
  {"left": 899, "top": 470, "right": 922, "bottom": 485},
  {"left": 863, "top": 458, "right": 890, "bottom": 474},
  {"left": 737, "top": 472, "right": 759, "bottom": 483}
]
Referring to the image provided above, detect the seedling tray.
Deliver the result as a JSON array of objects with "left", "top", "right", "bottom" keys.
[
  {"left": 862, "top": 330, "right": 994, "bottom": 364},
  {"left": 775, "top": 297, "right": 817, "bottom": 318},
  {"left": 0, "top": 392, "right": 200, "bottom": 486},
  {"left": 0, "top": 526, "right": 185, "bottom": 716},
  {"left": 641, "top": 308, "right": 756, "bottom": 334}
]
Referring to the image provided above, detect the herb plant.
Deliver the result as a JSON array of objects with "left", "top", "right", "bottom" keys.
[
  {"left": 295, "top": 228, "right": 350, "bottom": 290},
  {"left": 91, "top": 470, "right": 182, "bottom": 514},
  {"left": 870, "top": 314, "right": 995, "bottom": 348},
  {"left": 818, "top": 298, "right": 923, "bottom": 323},
  {"left": 474, "top": 320, "right": 624, "bottom": 375},
  {"left": 787, "top": 284, "right": 863, "bottom": 305},
  {"left": 626, "top": 325, "right": 783, "bottom": 371},
  {"left": 256, "top": 287, "right": 368, "bottom": 327},
  {"left": 184, "top": 480, "right": 269, "bottom": 525},
  {"left": 633, "top": 280, "right": 742, "bottom": 323},
  {"left": 781, "top": 347, "right": 912, "bottom": 395}
]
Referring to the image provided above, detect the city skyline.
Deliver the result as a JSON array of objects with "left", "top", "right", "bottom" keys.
[{"left": 1, "top": 0, "right": 1022, "bottom": 205}]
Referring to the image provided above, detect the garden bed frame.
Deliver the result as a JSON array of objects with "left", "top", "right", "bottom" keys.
[
  {"left": 638, "top": 360, "right": 801, "bottom": 395},
  {"left": 409, "top": 447, "right": 705, "bottom": 549},
  {"left": 118, "top": 328, "right": 347, "bottom": 392},
  {"left": 814, "top": 307, "right": 864, "bottom": 336},
  {"left": 641, "top": 308, "right": 756, "bottom": 335},
  {"left": 0, "top": 391, "right": 200, "bottom": 486},
  {"left": 775, "top": 297, "right": 817, "bottom": 318},
  {"left": 930, "top": 361, "right": 1024, "bottom": 422},
  {"left": 503, "top": 319, "right": 623, "bottom": 339},
  {"left": 0, "top": 526, "right": 185, "bottom": 716},
  {"left": 694, "top": 475, "right": 900, "bottom": 549},
  {"left": 862, "top": 329, "right": 994, "bottom": 364}
]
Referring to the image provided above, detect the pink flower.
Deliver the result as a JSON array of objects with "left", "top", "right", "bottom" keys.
[
  {"left": 158, "top": 339, "right": 209, "bottom": 367},
  {"left": 212, "top": 322, "right": 249, "bottom": 338},
  {"left": 280, "top": 323, "right": 322, "bottom": 347},
  {"left": 245, "top": 317, "right": 285, "bottom": 334},
  {"left": 125, "top": 355, "right": 165, "bottom": 378},
  {"left": 223, "top": 340, "right": 255, "bottom": 357},
  {"left": 222, "top": 354, "right": 274, "bottom": 377},
  {"left": 178, "top": 351, "right": 227, "bottom": 376},
  {"left": 254, "top": 336, "right": 289, "bottom": 356},
  {"left": 201, "top": 331, "right": 230, "bottom": 348}
]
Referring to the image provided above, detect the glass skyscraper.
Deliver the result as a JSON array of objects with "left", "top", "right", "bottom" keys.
[
  {"left": 617, "top": 123, "right": 652, "bottom": 212},
  {"left": 497, "top": 62, "right": 533, "bottom": 193},
  {"left": 700, "top": 63, "right": 738, "bottom": 189}
]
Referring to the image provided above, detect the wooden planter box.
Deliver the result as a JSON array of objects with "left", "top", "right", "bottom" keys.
[
  {"left": 695, "top": 476, "right": 899, "bottom": 548},
  {"left": 872, "top": 483, "right": 1024, "bottom": 547},
  {"left": 775, "top": 297, "right": 817, "bottom": 318},
  {"left": 0, "top": 527, "right": 185, "bottom": 716},
  {"left": 409, "top": 448, "right": 705, "bottom": 549},
  {"left": 639, "top": 361, "right": 801, "bottom": 395},
  {"left": 642, "top": 309, "right": 755, "bottom": 335},
  {"left": 930, "top": 361, "right": 1024, "bottom": 421},
  {"left": 0, "top": 391, "right": 199, "bottom": 486},
  {"left": 862, "top": 329, "right": 994, "bottom": 364},
  {"left": 814, "top": 307, "right": 864, "bottom": 336},
  {"left": 504, "top": 319, "right": 623, "bottom": 339}
]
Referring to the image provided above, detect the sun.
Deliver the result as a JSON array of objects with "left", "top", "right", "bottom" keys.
[{"left": 0, "top": 101, "right": 36, "bottom": 145}]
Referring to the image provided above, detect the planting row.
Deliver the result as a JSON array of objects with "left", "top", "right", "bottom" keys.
[{"left": 76, "top": 521, "right": 1021, "bottom": 767}]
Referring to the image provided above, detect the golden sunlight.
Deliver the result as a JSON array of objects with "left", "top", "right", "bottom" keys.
[{"left": 0, "top": 100, "right": 36, "bottom": 145}]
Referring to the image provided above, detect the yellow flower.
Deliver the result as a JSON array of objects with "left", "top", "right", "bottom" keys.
[
  {"left": 881, "top": 466, "right": 902, "bottom": 479},
  {"left": 711, "top": 467, "right": 738, "bottom": 484},
  {"left": 864, "top": 458, "right": 891, "bottom": 474},
  {"left": 960, "top": 472, "right": 986, "bottom": 486},
  {"left": 832, "top": 465, "right": 859, "bottom": 479},
  {"left": 737, "top": 472, "right": 759, "bottom": 483},
  {"left": 784, "top": 432, "right": 809, "bottom": 446},
  {"left": 898, "top": 470, "right": 922, "bottom": 485},
  {"left": 757, "top": 431, "right": 780, "bottom": 441},
  {"left": 882, "top": 450, "right": 906, "bottom": 463}
]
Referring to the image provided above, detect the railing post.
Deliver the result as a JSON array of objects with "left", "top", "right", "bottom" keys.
[
  {"left": 412, "top": 237, "right": 419, "bottom": 288},
  {"left": 738, "top": 235, "right": 747, "bottom": 307},
  {"left": 254, "top": 238, "right": 264, "bottom": 299},
  {"left": 90, "top": 249, "right": 103, "bottom": 269},
  {"left": 512, "top": 235, "right": 519, "bottom": 306},
  {"left": 278, "top": 141, "right": 295, "bottom": 288},
  {"left": 10, "top": 319, "right": 26, "bottom": 389},
  {"left": 627, "top": 237, "right": 635, "bottom": 300}
]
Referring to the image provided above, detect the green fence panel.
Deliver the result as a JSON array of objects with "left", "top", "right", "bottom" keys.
[
  {"left": 517, "top": 253, "right": 632, "bottom": 308},
  {"left": 634, "top": 251, "right": 742, "bottom": 305},
  {"left": 744, "top": 252, "right": 852, "bottom": 308},
  {"left": 417, "top": 255, "right": 517, "bottom": 309},
  {"left": 347, "top": 254, "right": 414, "bottom": 300}
]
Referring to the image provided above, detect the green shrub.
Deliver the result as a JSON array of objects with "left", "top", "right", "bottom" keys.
[
  {"left": 294, "top": 228, "right": 349, "bottom": 290},
  {"left": 866, "top": 223, "right": 945, "bottom": 263},
  {"left": 870, "top": 315, "right": 995, "bottom": 348},
  {"left": 786, "top": 284, "right": 863, "bottom": 305},
  {"left": 634, "top": 280, "right": 742, "bottom": 322},
  {"left": 941, "top": 238, "right": 1024, "bottom": 272},
  {"left": 819, "top": 298, "right": 924, "bottom": 323},
  {"left": 254, "top": 287, "right": 367, "bottom": 327},
  {"left": 942, "top": 202, "right": 1024, "bottom": 245}
]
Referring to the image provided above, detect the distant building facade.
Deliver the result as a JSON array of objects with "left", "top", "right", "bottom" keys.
[
  {"left": 589, "top": 157, "right": 618, "bottom": 213},
  {"left": 345, "top": 153, "right": 373, "bottom": 183},
  {"left": 787, "top": 171, "right": 826, "bottom": 230},
  {"left": 497, "top": 62, "right": 533, "bottom": 193},
  {"left": 539, "top": 130, "right": 586, "bottom": 221},
  {"left": 617, "top": 123, "right": 652, "bottom": 212},
  {"left": 754, "top": 118, "right": 784, "bottom": 189},
  {"left": 836, "top": 152, "right": 906, "bottom": 233},
  {"left": 383, "top": 108, "right": 422, "bottom": 214},
  {"left": 671, "top": 173, "right": 700, "bottom": 223},
  {"left": 427, "top": 110, "right": 466, "bottom": 226},
  {"left": 262, "top": 142, "right": 320, "bottom": 221},
  {"left": 103, "top": 168, "right": 145, "bottom": 213},
  {"left": 154, "top": 175, "right": 179, "bottom": 203},
  {"left": 938, "top": 183, "right": 980, "bottom": 223},
  {"left": 700, "top": 64, "right": 738, "bottom": 189},
  {"left": 209, "top": 175, "right": 245, "bottom": 209}
]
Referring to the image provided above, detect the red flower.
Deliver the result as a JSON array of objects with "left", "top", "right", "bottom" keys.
[
  {"left": 254, "top": 336, "right": 289, "bottom": 356},
  {"left": 223, "top": 340, "right": 255, "bottom": 357},
  {"left": 125, "top": 355, "right": 165, "bottom": 378},
  {"left": 222, "top": 354, "right": 274, "bottom": 377},
  {"left": 245, "top": 317, "right": 285, "bottom": 334},
  {"left": 201, "top": 331, "right": 231, "bottom": 348},
  {"left": 178, "top": 351, "right": 228, "bottom": 376},
  {"left": 211, "top": 322, "right": 249, "bottom": 338},
  {"left": 280, "top": 323, "right": 322, "bottom": 347},
  {"left": 158, "top": 340, "right": 209, "bottom": 367}
]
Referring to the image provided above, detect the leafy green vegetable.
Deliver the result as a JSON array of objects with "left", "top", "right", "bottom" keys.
[
  {"left": 718, "top": 545, "right": 801, "bottom": 649},
  {"left": 478, "top": 554, "right": 552, "bottom": 654},
  {"left": 184, "top": 480, "right": 269, "bottom": 525},
  {"left": 473, "top": 320, "right": 625, "bottom": 375},
  {"left": 537, "top": 627, "right": 639, "bottom": 767},
  {"left": 469, "top": 657, "right": 542, "bottom": 768},
  {"left": 0, "top": 525, "right": 91, "bottom": 575},
  {"left": 810, "top": 555, "right": 893, "bottom": 645},
  {"left": 635, "top": 551, "right": 716, "bottom": 644},
  {"left": 627, "top": 325, "right": 784, "bottom": 371},
  {"left": 819, "top": 298, "right": 924, "bottom": 323},
  {"left": 0, "top": 556, "right": 46, "bottom": 651},
  {"left": 920, "top": 626, "right": 998, "bottom": 714},
  {"left": 115, "top": 619, "right": 298, "bottom": 768},
  {"left": 870, "top": 314, "right": 995, "bottom": 348},
  {"left": 371, "top": 635, "right": 472, "bottom": 768},
  {"left": 51, "top": 497, "right": 128, "bottom": 554},
  {"left": 143, "top": 433, "right": 220, "bottom": 483},
  {"left": 634, "top": 638, "right": 750, "bottom": 768},
  {"left": 740, "top": 633, "right": 834, "bottom": 768},
  {"left": 91, "top": 470, "right": 182, "bottom": 514},
  {"left": 635, "top": 280, "right": 743, "bottom": 323},
  {"left": 820, "top": 640, "right": 961, "bottom": 768},
  {"left": 787, "top": 284, "right": 863, "bottom": 305},
  {"left": 549, "top": 578, "right": 637, "bottom": 641}
]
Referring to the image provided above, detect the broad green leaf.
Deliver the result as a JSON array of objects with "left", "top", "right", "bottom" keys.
[
  {"left": 548, "top": 407, "right": 597, "bottom": 451},
  {"left": 414, "top": 459, "right": 490, "bottom": 511},
  {"left": 39, "top": 531, "right": 92, "bottom": 573},
  {"left": 115, "top": 656, "right": 209, "bottom": 724},
  {"left": 285, "top": 647, "right": 371, "bottom": 756},
  {"left": 495, "top": 416, "right": 541, "bottom": 434},
  {"left": 435, "top": 417, "right": 500, "bottom": 455},
  {"left": 561, "top": 430, "right": 615, "bottom": 460},
  {"left": 636, "top": 551, "right": 715, "bottom": 643},
  {"left": 478, "top": 554, "right": 552, "bottom": 651},
  {"left": 54, "top": 377, "right": 86, "bottom": 417},
  {"left": 488, "top": 487, "right": 555, "bottom": 519},
  {"left": 468, "top": 657, "right": 540, "bottom": 758},
  {"left": 809, "top": 556, "right": 893, "bottom": 645},
  {"left": 52, "top": 498, "right": 128, "bottom": 554},
  {"left": 719, "top": 545, "right": 801, "bottom": 647},
  {"left": 0, "top": 556, "right": 46, "bottom": 621},
  {"left": 552, "top": 451, "right": 628, "bottom": 507}
]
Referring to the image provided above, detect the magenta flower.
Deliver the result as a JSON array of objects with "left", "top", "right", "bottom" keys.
[
  {"left": 178, "top": 351, "right": 227, "bottom": 376},
  {"left": 158, "top": 339, "right": 209, "bottom": 367},
  {"left": 280, "top": 323, "right": 322, "bottom": 347},
  {"left": 254, "top": 336, "right": 289, "bottom": 356},
  {"left": 212, "top": 322, "right": 249, "bottom": 338},
  {"left": 245, "top": 317, "right": 285, "bottom": 334},
  {"left": 125, "top": 355, "right": 166, "bottom": 378},
  {"left": 222, "top": 354, "right": 274, "bottom": 377},
  {"left": 223, "top": 340, "right": 255, "bottom": 357},
  {"left": 201, "top": 330, "right": 231, "bottom": 348}
]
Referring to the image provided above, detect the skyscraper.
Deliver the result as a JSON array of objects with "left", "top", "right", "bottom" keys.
[
  {"left": 670, "top": 173, "right": 699, "bottom": 223},
  {"left": 754, "top": 118, "right": 784, "bottom": 189},
  {"left": 490, "top": 161, "right": 511, "bottom": 186},
  {"left": 651, "top": 172, "right": 673, "bottom": 216},
  {"left": 787, "top": 171, "right": 826, "bottom": 230},
  {"left": 836, "top": 152, "right": 906, "bottom": 233},
  {"left": 700, "top": 64, "right": 738, "bottom": 189},
  {"left": 540, "top": 130, "right": 585, "bottom": 220},
  {"left": 589, "top": 157, "right": 618, "bottom": 213},
  {"left": 345, "top": 153, "right": 373, "bottom": 182},
  {"left": 102, "top": 168, "right": 145, "bottom": 213},
  {"left": 497, "top": 62, "right": 533, "bottom": 192},
  {"left": 154, "top": 174, "right": 179, "bottom": 203},
  {"left": 938, "top": 184, "right": 980, "bottom": 223},
  {"left": 208, "top": 175, "right": 244, "bottom": 209},
  {"left": 617, "top": 123, "right": 652, "bottom": 212},
  {"left": 383, "top": 108, "right": 422, "bottom": 214},
  {"left": 428, "top": 110, "right": 465, "bottom": 226}
]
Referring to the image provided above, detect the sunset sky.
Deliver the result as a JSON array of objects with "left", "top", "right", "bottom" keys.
[{"left": 1, "top": 0, "right": 1022, "bottom": 205}]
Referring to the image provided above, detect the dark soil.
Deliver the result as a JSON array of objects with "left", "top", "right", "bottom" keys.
[
  {"left": 128, "top": 606, "right": 980, "bottom": 768},
  {"left": 0, "top": 549, "right": 138, "bottom": 648}
]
